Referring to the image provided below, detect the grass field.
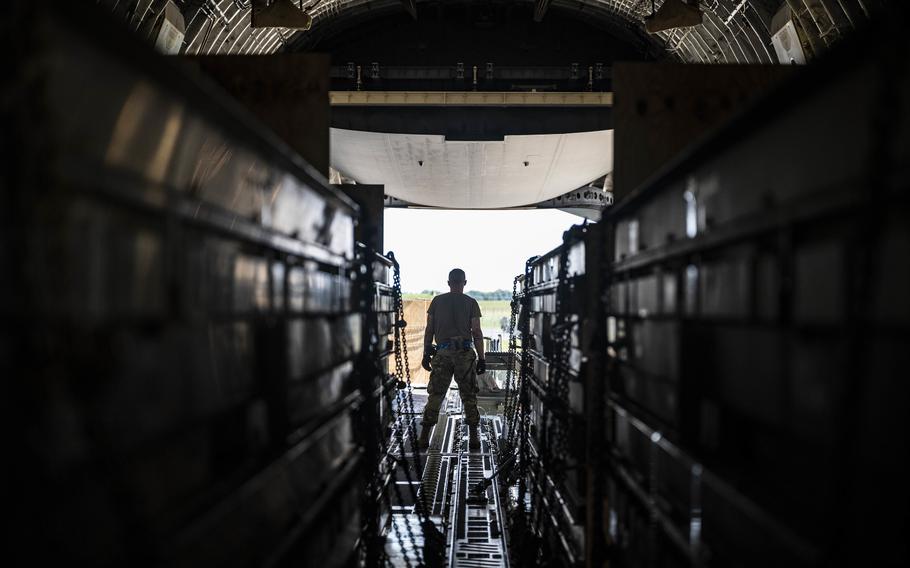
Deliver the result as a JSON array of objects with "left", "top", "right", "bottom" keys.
[
  {"left": 477, "top": 300, "right": 511, "bottom": 334},
  {"left": 403, "top": 293, "right": 512, "bottom": 334},
  {"left": 402, "top": 293, "right": 435, "bottom": 300}
]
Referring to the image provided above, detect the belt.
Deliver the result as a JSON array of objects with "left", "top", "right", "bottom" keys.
[{"left": 436, "top": 339, "right": 473, "bottom": 351}]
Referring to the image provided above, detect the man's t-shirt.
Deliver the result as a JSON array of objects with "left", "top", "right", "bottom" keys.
[{"left": 428, "top": 292, "right": 482, "bottom": 342}]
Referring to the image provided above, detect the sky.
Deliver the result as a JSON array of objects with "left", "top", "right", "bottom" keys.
[{"left": 384, "top": 209, "right": 582, "bottom": 292}]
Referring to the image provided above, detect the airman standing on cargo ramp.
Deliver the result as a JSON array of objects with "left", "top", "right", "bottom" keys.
[{"left": 418, "top": 268, "right": 486, "bottom": 450}]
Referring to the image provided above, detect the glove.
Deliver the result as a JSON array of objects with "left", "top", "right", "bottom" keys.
[
  {"left": 422, "top": 345, "right": 436, "bottom": 372},
  {"left": 476, "top": 359, "right": 486, "bottom": 375}
]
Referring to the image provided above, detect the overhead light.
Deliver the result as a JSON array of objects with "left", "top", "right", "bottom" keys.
[
  {"left": 251, "top": 0, "right": 313, "bottom": 30},
  {"left": 644, "top": 0, "right": 703, "bottom": 34}
]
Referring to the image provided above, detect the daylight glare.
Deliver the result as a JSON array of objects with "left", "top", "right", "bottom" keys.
[{"left": 384, "top": 208, "right": 582, "bottom": 293}]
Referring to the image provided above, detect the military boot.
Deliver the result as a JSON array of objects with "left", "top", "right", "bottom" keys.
[
  {"left": 417, "top": 424, "right": 432, "bottom": 450},
  {"left": 468, "top": 425, "right": 481, "bottom": 450}
]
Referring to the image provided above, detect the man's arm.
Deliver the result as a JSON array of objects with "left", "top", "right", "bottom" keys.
[
  {"left": 422, "top": 313, "right": 436, "bottom": 372},
  {"left": 471, "top": 316, "right": 485, "bottom": 361},
  {"left": 424, "top": 313, "right": 435, "bottom": 349}
]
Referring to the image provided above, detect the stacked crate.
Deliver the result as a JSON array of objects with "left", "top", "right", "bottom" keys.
[
  {"left": 1, "top": 3, "right": 374, "bottom": 566},
  {"left": 514, "top": 9, "right": 910, "bottom": 567},
  {"left": 522, "top": 225, "right": 598, "bottom": 565},
  {"left": 603, "top": 13, "right": 910, "bottom": 567}
]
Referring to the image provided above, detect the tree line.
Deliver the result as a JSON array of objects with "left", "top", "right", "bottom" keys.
[{"left": 420, "top": 289, "right": 512, "bottom": 301}]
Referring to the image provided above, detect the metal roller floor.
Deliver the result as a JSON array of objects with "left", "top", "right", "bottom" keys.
[{"left": 388, "top": 390, "right": 510, "bottom": 567}]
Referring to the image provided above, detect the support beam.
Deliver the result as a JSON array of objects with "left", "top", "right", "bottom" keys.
[
  {"left": 330, "top": 91, "right": 613, "bottom": 141},
  {"left": 536, "top": 184, "right": 612, "bottom": 220},
  {"left": 330, "top": 90, "right": 612, "bottom": 107},
  {"left": 380, "top": 185, "right": 611, "bottom": 217}
]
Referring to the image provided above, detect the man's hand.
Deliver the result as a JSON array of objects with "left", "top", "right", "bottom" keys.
[
  {"left": 476, "top": 359, "right": 486, "bottom": 375},
  {"left": 422, "top": 345, "right": 436, "bottom": 372}
]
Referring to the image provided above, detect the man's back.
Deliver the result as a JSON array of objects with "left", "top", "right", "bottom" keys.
[
  {"left": 419, "top": 268, "right": 485, "bottom": 451},
  {"left": 428, "top": 292, "right": 482, "bottom": 342}
]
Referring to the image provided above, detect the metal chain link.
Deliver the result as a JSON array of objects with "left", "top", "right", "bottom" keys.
[
  {"left": 350, "top": 245, "right": 388, "bottom": 568},
  {"left": 515, "top": 256, "right": 536, "bottom": 474},
  {"left": 354, "top": 247, "right": 415, "bottom": 567},
  {"left": 381, "top": 365, "right": 423, "bottom": 567},
  {"left": 388, "top": 252, "right": 427, "bottom": 495},
  {"left": 515, "top": 257, "right": 539, "bottom": 565},
  {"left": 531, "top": 230, "right": 574, "bottom": 548},
  {"left": 384, "top": 251, "right": 444, "bottom": 567},
  {"left": 503, "top": 274, "right": 522, "bottom": 450},
  {"left": 551, "top": 233, "right": 574, "bottom": 476},
  {"left": 382, "top": 448, "right": 419, "bottom": 568}
]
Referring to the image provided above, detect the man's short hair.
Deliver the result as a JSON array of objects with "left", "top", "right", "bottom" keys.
[{"left": 448, "top": 268, "right": 466, "bottom": 283}]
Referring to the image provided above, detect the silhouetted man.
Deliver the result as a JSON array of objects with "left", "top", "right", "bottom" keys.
[{"left": 418, "top": 268, "right": 486, "bottom": 450}]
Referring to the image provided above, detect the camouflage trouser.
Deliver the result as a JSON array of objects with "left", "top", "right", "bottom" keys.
[{"left": 422, "top": 348, "right": 480, "bottom": 426}]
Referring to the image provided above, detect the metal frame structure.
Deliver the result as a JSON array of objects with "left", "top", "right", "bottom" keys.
[
  {"left": 514, "top": 223, "right": 603, "bottom": 566},
  {"left": 98, "top": 0, "right": 875, "bottom": 63},
  {"left": 5, "top": 2, "right": 907, "bottom": 567},
  {"left": 506, "top": 4, "right": 910, "bottom": 566},
  {"left": 2, "top": 2, "right": 389, "bottom": 565},
  {"left": 329, "top": 91, "right": 613, "bottom": 107},
  {"left": 413, "top": 391, "right": 512, "bottom": 567}
]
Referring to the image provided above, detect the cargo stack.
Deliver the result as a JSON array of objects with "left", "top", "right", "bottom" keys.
[
  {"left": 602, "top": 14, "right": 910, "bottom": 565},
  {"left": 517, "top": 223, "right": 603, "bottom": 565},
  {"left": 1, "top": 4, "right": 383, "bottom": 566},
  {"left": 507, "top": 10, "right": 910, "bottom": 566}
]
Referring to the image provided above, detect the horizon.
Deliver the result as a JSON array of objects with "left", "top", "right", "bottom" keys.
[{"left": 404, "top": 289, "right": 511, "bottom": 294}]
